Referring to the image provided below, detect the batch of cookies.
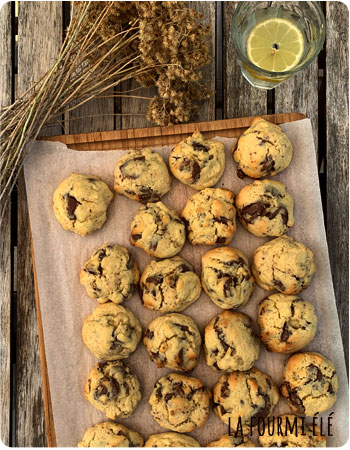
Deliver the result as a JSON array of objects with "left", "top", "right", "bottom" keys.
[{"left": 53, "top": 117, "right": 338, "bottom": 448}]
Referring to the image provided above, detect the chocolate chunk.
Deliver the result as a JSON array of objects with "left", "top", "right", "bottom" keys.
[
  {"left": 94, "top": 377, "right": 119, "bottom": 400},
  {"left": 284, "top": 384, "right": 305, "bottom": 414},
  {"left": 164, "top": 393, "right": 174, "bottom": 402},
  {"left": 223, "top": 276, "right": 238, "bottom": 297},
  {"left": 260, "top": 154, "right": 275, "bottom": 173},
  {"left": 156, "top": 386, "right": 162, "bottom": 400},
  {"left": 215, "top": 216, "right": 230, "bottom": 225},
  {"left": 146, "top": 275, "right": 163, "bottom": 285},
  {"left": 192, "top": 141, "right": 209, "bottom": 152},
  {"left": 144, "top": 329, "right": 154, "bottom": 340},
  {"left": 173, "top": 382, "right": 185, "bottom": 397},
  {"left": 138, "top": 186, "right": 159, "bottom": 204},
  {"left": 281, "top": 322, "right": 292, "bottom": 342},
  {"left": 220, "top": 405, "right": 227, "bottom": 415},
  {"left": 177, "top": 324, "right": 194, "bottom": 336},
  {"left": 178, "top": 263, "right": 191, "bottom": 273},
  {"left": 237, "top": 168, "right": 245, "bottom": 179},
  {"left": 65, "top": 194, "right": 81, "bottom": 220},
  {"left": 266, "top": 206, "right": 288, "bottom": 225},
  {"left": 216, "top": 236, "right": 227, "bottom": 244},
  {"left": 241, "top": 201, "right": 265, "bottom": 223},
  {"left": 191, "top": 160, "right": 201, "bottom": 182},
  {"left": 220, "top": 379, "right": 230, "bottom": 398},
  {"left": 274, "top": 279, "right": 285, "bottom": 291},
  {"left": 123, "top": 381, "right": 130, "bottom": 395},
  {"left": 131, "top": 233, "right": 142, "bottom": 242},
  {"left": 309, "top": 364, "right": 323, "bottom": 381},
  {"left": 328, "top": 384, "right": 334, "bottom": 394},
  {"left": 178, "top": 348, "right": 184, "bottom": 366}
]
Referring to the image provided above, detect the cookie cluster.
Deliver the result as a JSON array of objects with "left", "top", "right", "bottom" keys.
[{"left": 53, "top": 118, "right": 337, "bottom": 447}]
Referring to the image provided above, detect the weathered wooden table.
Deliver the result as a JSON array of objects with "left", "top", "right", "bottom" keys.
[{"left": 0, "top": 1, "right": 348, "bottom": 446}]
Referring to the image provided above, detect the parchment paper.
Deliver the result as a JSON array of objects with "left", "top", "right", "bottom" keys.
[{"left": 24, "top": 119, "right": 348, "bottom": 447}]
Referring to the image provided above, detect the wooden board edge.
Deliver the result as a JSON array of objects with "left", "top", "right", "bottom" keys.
[{"left": 30, "top": 231, "right": 57, "bottom": 447}]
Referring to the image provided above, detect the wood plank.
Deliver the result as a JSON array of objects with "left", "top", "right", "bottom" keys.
[
  {"left": 223, "top": 2, "right": 267, "bottom": 118},
  {"left": 325, "top": 2, "right": 349, "bottom": 364},
  {"left": 0, "top": 3, "right": 12, "bottom": 445},
  {"left": 16, "top": 2, "right": 62, "bottom": 446}
]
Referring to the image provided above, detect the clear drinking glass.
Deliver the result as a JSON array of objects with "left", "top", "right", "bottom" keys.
[{"left": 232, "top": 1, "right": 326, "bottom": 89}]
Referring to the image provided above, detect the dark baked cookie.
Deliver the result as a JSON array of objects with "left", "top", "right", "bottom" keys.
[
  {"left": 78, "top": 421, "right": 144, "bottom": 447},
  {"left": 144, "top": 432, "right": 200, "bottom": 447}
]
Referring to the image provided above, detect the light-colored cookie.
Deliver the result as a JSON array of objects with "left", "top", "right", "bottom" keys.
[
  {"left": 207, "top": 435, "right": 255, "bottom": 447},
  {"left": 169, "top": 131, "right": 225, "bottom": 189},
  {"left": 78, "top": 421, "right": 144, "bottom": 447},
  {"left": 181, "top": 188, "right": 237, "bottom": 245},
  {"left": 201, "top": 247, "right": 254, "bottom": 309},
  {"left": 235, "top": 179, "right": 294, "bottom": 237},
  {"left": 80, "top": 244, "right": 139, "bottom": 304},
  {"left": 53, "top": 173, "right": 114, "bottom": 236},
  {"left": 149, "top": 373, "right": 210, "bottom": 432},
  {"left": 258, "top": 414, "right": 327, "bottom": 447},
  {"left": 84, "top": 361, "right": 141, "bottom": 419},
  {"left": 258, "top": 294, "right": 317, "bottom": 353},
  {"left": 144, "top": 432, "right": 200, "bottom": 447},
  {"left": 252, "top": 235, "right": 316, "bottom": 294},
  {"left": 130, "top": 202, "right": 186, "bottom": 258},
  {"left": 82, "top": 303, "right": 141, "bottom": 360},
  {"left": 204, "top": 311, "right": 259, "bottom": 372},
  {"left": 144, "top": 313, "right": 201, "bottom": 372},
  {"left": 233, "top": 117, "right": 293, "bottom": 179},
  {"left": 113, "top": 148, "right": 171, "bottom": 203},
  {"left": 139, "top": 256, "right": 201, "bottom": 312},
  {"left": 280, "top": 352, "right": 338, "bottom": 416},
  {"left": 212, "top": 367, "right": 279, "bottom": 434}
]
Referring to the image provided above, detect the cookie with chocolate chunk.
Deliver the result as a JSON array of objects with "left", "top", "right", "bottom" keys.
[
  {"left": 149, "top": 373, "right": 210, "bottom": 432},
  {"left": 258, "top": 294, "right": 317, "bottom": 353},
  {"left": 82, "top": 303, "right": 142, "bottom": 360},
  {"left": 169, "top": 131, "right": 225, "bottom": 189},
  {"left": 233, "top": 117, "right": 293, "bottom": 179},
  {"left": 252, "top": 235, "right": 316, "bottom": 294},
  {"left": 53, "top": 173, "right": 114, "bottom": 236},
  {"left": 80, "top": 244, "right": 139, "bottom": 304},
  {"left": 84, "top": 361, "right": 141, "bottom": 419},
  {"left": 113, "top": 148, "right": 171, "bottom": 203},
  {"left": 201, "top": 247, "right": 254, "bottom": 309},
  {"left": 139, "top": 256, "right": 201, "bottom": 312},
  {"left": 78, "top": 421, "right": 144, "bottom": 447},
  {"left": 181, "top": 188, "right": 237, "bottom": 245},
  {"left": 235, "top": 180, "right": 294, "bottom": 237},
  {"left": 144, "top": 432, "right": 200, "bottom": 447},
  {"left": 207, "top": 435, "right": 255, "bottom": 447},
  {"left": 130, "top": 202, "right": 186, "bottom": 258},
  {"left": 280, "top": 352, "right": 338, "bottom": 416},
  {"left": 212, "top": 367, "right": 279, "bottom": 434},
  {"left": 204, "top": 311, "right": 259, "bottom": 372}
]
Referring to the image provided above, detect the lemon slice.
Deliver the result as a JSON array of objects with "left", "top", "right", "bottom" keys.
[{"left": 247, "top": 17, "right": 304, "bottom": 72}]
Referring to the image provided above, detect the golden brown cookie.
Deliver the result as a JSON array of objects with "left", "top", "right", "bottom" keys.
[
  {"left": 207, "top": 435, "right": 255, "bottom": 447},
  {"left": 144, "top": 432, "right": 200, "bottom": 447},
  {"left": 78, "top": 421, "right": 144, "bottom": 447}
]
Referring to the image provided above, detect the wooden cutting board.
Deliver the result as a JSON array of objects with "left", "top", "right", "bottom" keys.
[{"left": 35, "top": 112, "right": 305, "bottom": 446}]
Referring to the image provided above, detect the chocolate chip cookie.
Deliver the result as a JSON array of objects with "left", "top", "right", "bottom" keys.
[
  {"left": 53, "top": 173, "right": 114, "bottom": 236},
  {"left": 181, "top": 188, "right": 237, "bottom": 245},
  {"left": 113, "top": 148, "right": 171, "bottom": 204},
  {"left": 207, "top": 435, "right": 255, "bottom": 447},
  {"left": 258, "top": 414, "right": 327, "bottom": 447},
  {"left": 235, "top": 180, "right": 294, "bottom": 237},
  {"left": 82, "top": 303, "right": 142, "bottom": 360},
  {"left": 204, "top": 311, "right": 259, "bottom": 372},
  {"left": 130, "top": 202, "right": 186, "bottom": 258},
  {"left": 258, "top": 294, "right": 317, "bottom": 353},
  {"left": 233, "top": 117, "right": 293, "bottom": 179},
  {"left": 144, "top": 432, "right": 200, "bottom": 447},
  {"left": 84, "top": 361, "right": 141, "bottom": 419},
  {"left": 80, "top": 244, "right": 139, "bottom": 304},
  {"left": 144, "top": 313, "right": 201, "bottom": 372},
  {"left": 201, "top": 247, "right": 254, "bottom": 309},
  {"left": 213, "top": 367, "right": 279, "bottom": 434},
  {"left": 252, "top": 235, "right": 316, "bottom": 294},
  {"left": 169, "top": 131, "right": 225, "bottom": 189},
  {"left": 139, "top": 256, "right": 201, "bottom": 312},
  {"left": 149, "top": 373, "right": 210, "bottom": 432},
  {"left": 78, "top": 421, "right": 144, "bottom": 447},
  {"left": 280, "top": 352, "right": 338, "bottom": 416}
]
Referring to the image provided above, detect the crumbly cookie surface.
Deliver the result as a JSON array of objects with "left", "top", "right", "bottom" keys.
[
  {"left": 201, "top": 247, "right": 254, "bottom": 309},
  {"left": 181, "top": 188, "right": 237, "bottom": 245},
  {"left": 258, "top": 294, "right": 317, "bottom": 353},
  {"left": 78, "top": 421, "right": 144, "bottom": 447},
  {"left": 82, "top": 303, "right": 141, "bottom": 360},
  {"left": 280, "top": 352, "right": 338, "bottom": 416},
  {"left": 84, "top": 361, "right": 141, "bottom": 419},
  {"left": 252, "top": 235, "right": 316, "bottom": 294},
  {"left": 233, "top": 117, "right": 293, "bottom": 179},
  {"left": 169, "top": 131, "right": 225, "bottom": 189},
  {"left": 149, "top": 373, "right": 210, "bottom": 432},
  {"left": 207, "top": 435, "right": 255, "bottom": 447},
  {"left": 144, "top": 313, "right": 201, "bottom": 372},
  {"left": 130, "top": 202, "right": 186, "bottom": 258},
  {"left": 53, "top": 173, "right": 114, "bottom": 236},
  {"left": 80, "top": 244, "right": 139, "bottom": 304},
  {"left": 204, "top": 311, "right": 259, "bottom": 372},
  {"left": 140, "top": 256, "right": 201, "bottom": 312},
  {"left": 113, "top": 148, "right": 171, "bottom": 203},
  {"left": 235, "top": 179, "right": 294, "bottom": 237},
  {"left": 144, "top": 432, "right": 200, "bottom": 447},
  {"left": 212, "top": 367, "right": 279, "bottom": 433},
  {"left": 258, "top": 414, "right": 327, "bottom": 447}
]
